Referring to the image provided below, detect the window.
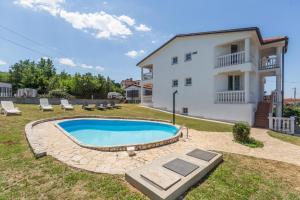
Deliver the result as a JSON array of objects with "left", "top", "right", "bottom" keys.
[
  {"left": 185, "top": 77, "right": 192, "bottom": 86},
  {"left": 144, "top": 89, "right": 152, "bottom": 96},
  {"left": 231, "top": 44, "right": 238, "bottom": 53},
  {"left": 228, "top": 75, "right": 241, "bottom": 91},
  {"left": 182, "top": 107, "right": 188, "bottom": 115},
  {"left": 185, "top": 53, "right": 192, "bottom": 61},
  {"left": 172, "top": 56, "right": 178, "bottom": 65},
  {"left": 172, "top": 79, "right": 178, "bottom": 87},
  {"left": 127, "top": 90, "right": 139, "bottom": 98}
]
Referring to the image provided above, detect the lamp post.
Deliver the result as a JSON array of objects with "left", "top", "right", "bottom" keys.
[{"left": 173, "top": 90, "right": 178, "bottom": 125}]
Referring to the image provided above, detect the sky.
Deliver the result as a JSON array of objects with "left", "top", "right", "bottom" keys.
[{"left": 0, "top": 0, "right": 299, "bottom": 98}]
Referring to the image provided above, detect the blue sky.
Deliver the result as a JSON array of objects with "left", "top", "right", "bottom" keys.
[{"left": 0, "top": 0, "right": 299, "bottom": 98}]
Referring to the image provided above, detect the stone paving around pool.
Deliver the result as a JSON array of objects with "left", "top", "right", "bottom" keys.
[{"left": 28, "top": 119, "right": 300, "bottom": 174}]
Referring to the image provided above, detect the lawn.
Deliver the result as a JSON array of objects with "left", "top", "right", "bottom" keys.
[
  {"left": 268, "top": 131, "right": 300, "bottom": 147},
  {"left": 0, "top": 104, "right": 300, "bottom": 199}
]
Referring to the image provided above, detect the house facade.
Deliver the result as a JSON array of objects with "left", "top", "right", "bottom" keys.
[
  {"left": 137, "top": 27, "right": 288, "bottom": 126},
  {"left": 0, "top": 82, "right": 13, "bottom": 97},
  {"left": 121, "top": 78, "right": 140, "bottom": 89},
  {"left": 125, "top": 84, "right": 152, "bottom": 103},
  {"left": 16, "top": 88, "right": 37, "bottom": 97}
]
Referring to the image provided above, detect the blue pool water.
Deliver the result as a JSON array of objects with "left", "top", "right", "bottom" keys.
[{"left": 57, "top": 119, "right": 179, "bottom": 147}]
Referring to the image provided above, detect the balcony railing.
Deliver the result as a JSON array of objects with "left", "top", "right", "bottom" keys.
[
  {"left": 263, "top": 90, "right": 282, "bottom": 105},
  {"left": 269, "top": 114, "right": 296, "bottom": 134},
  {"left": 216, "top": 90, "right": 245, "bottom": 104},
  {"left": 215, "top": 51, "right": 245, "bottom": 68},
  {"left": 258, "top": 56, "right": 279, "bottom": 70},
  {"left": 142, "top": 72, "right": 153, "bottom": 81}
]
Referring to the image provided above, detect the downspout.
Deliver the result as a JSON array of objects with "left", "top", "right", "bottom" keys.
[{"left": 281, "top": 46, "right": 285, "bottom": 117}]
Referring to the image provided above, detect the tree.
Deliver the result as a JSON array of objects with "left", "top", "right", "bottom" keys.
[{"left": 8, "top": 58, "right": 123, "bottom": 98}]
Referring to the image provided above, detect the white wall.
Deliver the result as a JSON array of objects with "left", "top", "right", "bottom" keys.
[{"left": 139, "top": 31, "right": 261, "bottom": 125}]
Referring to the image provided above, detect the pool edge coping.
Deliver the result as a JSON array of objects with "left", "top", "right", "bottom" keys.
[{"left": 25, "top": 115, "right": 183, "bottom": 158}]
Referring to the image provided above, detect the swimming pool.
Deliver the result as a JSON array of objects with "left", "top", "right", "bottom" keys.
[{"left": 56, "top": 119, "right": 180, "bottom": 151}]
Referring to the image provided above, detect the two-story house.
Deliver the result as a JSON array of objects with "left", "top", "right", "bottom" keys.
[{"left": 137, "top": 27, "right": 288, "bottom": 127}]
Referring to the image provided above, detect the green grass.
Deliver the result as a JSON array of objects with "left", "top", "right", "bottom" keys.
[
  {"left": 268, "top": 131, "right": 300, "bottom": 147},
  {"left": 0, "top": 104, "right": 299, "bottom": 199},
  {"left": 236, "top": 137, "right": 264, "bottom": 148}
]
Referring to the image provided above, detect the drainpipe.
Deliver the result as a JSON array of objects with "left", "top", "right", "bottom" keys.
[
  {"left": 172, "top": 90, "right": 178, "bottom": 125},
  {"left": 281, "top": 47, "right": 285, "bottom": 117}
]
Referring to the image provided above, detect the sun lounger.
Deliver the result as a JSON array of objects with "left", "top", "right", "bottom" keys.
[
  {"left": 39, "top": 98, "right": 53, "bottom": 111},
  {"left": 111, "top": 101, "right": 121, "bottom": 109},
  {"left": 82, "top": 102, "right": 95, "bottom": 111},
  {"left": 61, "top": 99, "right": 74, "bottom": 110},
  {"left": 125, "top": 148, "right": 222, "bottom": 200},
  {"left": 104, "top": 102, "right": 112, "bottom": 109},
  {"left": 0, "top": 101, "right": 21, "bottom": 116},
  {"left": 96, "top": 103, "right": 106, "bottom": 110}
]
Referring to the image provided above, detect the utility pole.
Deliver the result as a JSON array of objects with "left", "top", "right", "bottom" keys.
[{"left": 293, "top": 87, "right": 297, "bottom": 105}]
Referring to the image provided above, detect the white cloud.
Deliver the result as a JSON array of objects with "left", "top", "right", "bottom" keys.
[
  {"left": 95, "top": 66, "right": 104, "bottom": 72},
  {"left": 118, "top": 15, "right": 135, "bottom": 26},
  {"left": 14, "top": 0, "right": 151, "bottom": 39},
  {"left": 125, "top": 50, "right": 145, "bottom": 59},
  {"left": 135, "top": 24, "right": 151, "bottom": 32},
  {"left": 151, "top": 40, "right": 156, "bottom": 44},
  {"left": 0, "top": 59, "right": 7, "bottom": 66},
  {"left": 59, "top": 10, "right": 132, "bottom": 39},
  {"left": 102, "top": 1, "right": 108, "bottom": 5},
  {"left": 80, "top": 63, "right": 93, "bottom": 69},
  {"left": 14, "top": 0, "right": 64, "bottom": 16},
  {"left": 58, "top": 57, "right": 104, "bottom": 71},
  {"left": 59, "top": 57, "right": 76, "bottom": 67}
]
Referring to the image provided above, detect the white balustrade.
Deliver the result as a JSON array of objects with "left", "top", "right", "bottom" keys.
[
  {"left": 259, "top": 56, "right": 279, "bottom": 70},
  {"left": 268, "top": 114, "right": 295, "bottom": 134},
  {"left": 216, "top": 51, "right": 245, "bottom": 68},
  {"left": 216, "top": 90, "right": 245, "bottom": 104},
  {"left": 142, "top": 72, "right": 153, "bottom": 80}
]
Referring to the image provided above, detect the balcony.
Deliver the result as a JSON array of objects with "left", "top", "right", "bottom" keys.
[
  {"left": 215, "top": 51, "right": 245, "bottom": 68},
  {"left": 142, "top": 72, "right": 153, "bottom": 81},
  {"left": 258, "top": 56, "right": 279, "bottom": 70},
  {"left": 216, "top": 90, "right": 245, "bottom": 104}
]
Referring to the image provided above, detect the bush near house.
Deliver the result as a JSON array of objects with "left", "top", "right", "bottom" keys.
[
  {"left": 232, "top": 123, "right": 264, "bottom": 148},
  {"left": 39, "top": 89, "right": 74, "bottom": 99},
  {"left": 233, "top": 123, "right": 250, "bottom": 142},
  {"left": 283, "top": 106, "right": 300, "bottom": 125}
]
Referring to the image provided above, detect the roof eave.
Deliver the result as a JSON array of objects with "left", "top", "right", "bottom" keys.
[{"left": 136, "top": 27, "right": 289, "bottom": 66}]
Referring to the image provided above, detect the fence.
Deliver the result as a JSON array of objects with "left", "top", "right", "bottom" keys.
[
  {"left": 0, "top": 97, "right": 120, "bottom": 105},
  {"left": 268, "top": 114, "right": 296, "bottom": 134}
]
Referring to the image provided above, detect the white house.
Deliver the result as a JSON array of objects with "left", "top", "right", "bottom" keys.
[
  {"left": 137, "top": 27, "right": 288, "bottom": 127},
  {"left": 0, "top": 82, "right": 12, "bottom": 97},
  {"left": 125, "top": 84, "right": 152, "bottom": 103},
  {"left": 16, "top": 88, "right": 37, "bottom": 97}
]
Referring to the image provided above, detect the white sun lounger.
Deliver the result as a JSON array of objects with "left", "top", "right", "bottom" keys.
[
  {"left": 0, "top": 101, "right": 22, "bottom": 116},
  {"left": 39, "top": 98, "right": 53, "bottom": 111},
  {"left": 61, "top": 99, "right": 74, "bottom": 110}
]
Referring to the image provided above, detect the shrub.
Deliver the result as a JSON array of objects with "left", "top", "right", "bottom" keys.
[
  {"left": 232, "top": 123, "right": 250, "bottom": 142},
  {"left": 39, "top": 89, "right": 74, "bottom": 99},
  {"left": 283, "top": 106, "right": 300, "bottom": 125}
]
